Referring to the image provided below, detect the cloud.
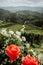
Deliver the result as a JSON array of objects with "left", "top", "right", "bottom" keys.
[{"left": 0, "top": 0, "right": 43, "bottom": 7}]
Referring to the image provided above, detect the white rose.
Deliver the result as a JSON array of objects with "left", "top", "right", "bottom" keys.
[
  {"left": 9, "top": 30, "right": 14, "bottom": 35},
  {"left": 14, "top": 34, "right": 22, "bottom": 42},
  {"left": 22, "top": 36, "right": 26, "bottom": 41},
  {"left": 16, "top": 31, "right": 21, "bottom": 36},
  {"left": 1, "top": 28, "right": 8, "bottom": 36}
]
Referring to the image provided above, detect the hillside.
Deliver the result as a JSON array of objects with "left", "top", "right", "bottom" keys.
[
  {"left": 0, "top": 22, "right": 43, "bottom": 35},
  {"left": 0, "top": 8, "right": 43, "bottom": 27},
  {"left": 1, "top": 6, "right": 43, "bottom": 13}
]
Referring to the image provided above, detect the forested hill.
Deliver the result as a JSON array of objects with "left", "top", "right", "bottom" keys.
[
  {"left": 2, "top": 6, "right": 43, "bottom": 13},
  {"left": 0, "top": 9, "right": 10, "bottom": 21},
  {"left": 0, "top": 8, "right": 43, "bottom": 27}
]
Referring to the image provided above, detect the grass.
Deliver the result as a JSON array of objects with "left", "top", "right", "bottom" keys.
[
  {"left": 25, "top": 30, "right": 43, "bottom": 35},
  {"left": 0, "top": 23, "right": 43, "bottom": 35},
  {"left": 0, "top": 23, "right": 22, "bottom": 31},
  {"left": 25, "top": 24, "right": 42, "bottom": 30},
  {"left": 6, "top": 24, "right": 22, "bottom": 32},
  {"left": 0, "top": 22, "right": 43, "bottom": 53}
]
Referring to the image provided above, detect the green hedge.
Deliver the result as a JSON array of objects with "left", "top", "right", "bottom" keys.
[
  {"left": 21, "top": 32, "right": 43, "bottom": 47},
  {"left": 0, "top": 23, "right": 14, "bottom": 28}
]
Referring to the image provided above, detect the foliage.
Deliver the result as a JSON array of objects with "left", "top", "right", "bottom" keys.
[
  {"left": 0, "top": 29, "right": 40, "bottom": 65},
  {"left": 21, "top": 32, "right": 43, "bottom": 47},
  {"left": 0, "top": 9, "right": 43, "bottom": 28}
]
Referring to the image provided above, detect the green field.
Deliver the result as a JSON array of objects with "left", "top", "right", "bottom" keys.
[
  {"left": 0, "top": 23, "right": 43, "bottom": 35},
  {"left": 0, "top": 22, "right": 43, "bottom": 50}
]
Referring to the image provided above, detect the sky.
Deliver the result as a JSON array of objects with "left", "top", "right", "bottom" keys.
[{"left": 0, "top": 0, "right": 43, "bottom": 7}]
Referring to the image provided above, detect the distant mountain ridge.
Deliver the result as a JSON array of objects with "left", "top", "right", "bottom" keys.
[
  {"left": 1, "top": 6, "right": 43, "bottom": 13},
  {"left": 0, "top": 8, "right": 43, "bottom": 27}
]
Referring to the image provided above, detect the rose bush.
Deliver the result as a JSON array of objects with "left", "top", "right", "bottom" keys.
[{"left": 0, "top": 29, "right": 41, "bottom": 65}]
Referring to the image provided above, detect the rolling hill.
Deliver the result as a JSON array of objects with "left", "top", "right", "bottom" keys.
[
  {"left": 0, "top": 8, "right": 43, "bottom": 27},
  {"left": 1, "top": 6, "right": 43, "bottom": 13}
]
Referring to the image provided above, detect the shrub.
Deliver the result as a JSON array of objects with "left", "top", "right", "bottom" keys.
[{"left": 21, "top": 32, "right": 43, "bottom": 47}]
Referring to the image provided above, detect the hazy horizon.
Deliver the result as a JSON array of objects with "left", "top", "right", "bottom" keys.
[{"left": 0, "top": 0, "right": 43, "bottom": 7}]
